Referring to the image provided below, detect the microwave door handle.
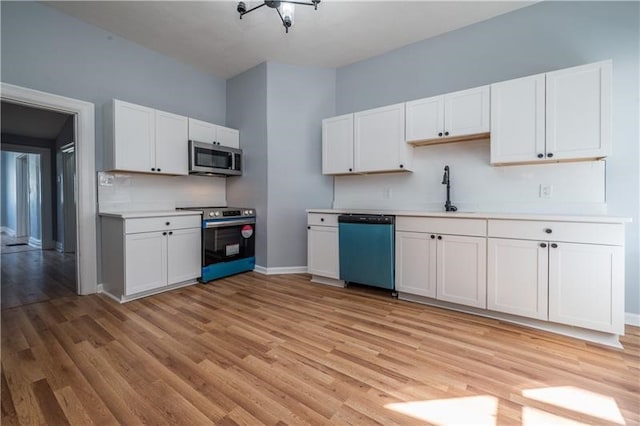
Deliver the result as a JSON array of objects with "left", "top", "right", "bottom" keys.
[{"left": 230, "top": 152, "right": 235, "bottom": 170}]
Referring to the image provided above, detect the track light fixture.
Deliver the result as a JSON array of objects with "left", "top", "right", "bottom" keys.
[{"left": 237, "top": 1, "right": 320, "bottom": 33}]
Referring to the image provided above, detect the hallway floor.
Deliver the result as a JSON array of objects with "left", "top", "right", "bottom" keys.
[{"left": 1, "top": 242, "right": 76, "bottom": 309}]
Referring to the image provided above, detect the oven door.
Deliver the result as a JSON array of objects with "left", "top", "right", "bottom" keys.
[{"left": 203, "top": 218, "right": 256, "bottom": 267}]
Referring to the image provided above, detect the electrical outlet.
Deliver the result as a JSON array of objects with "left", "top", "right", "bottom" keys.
[{"left": 540, "top": 184, "right": 553, "bottom": 199}]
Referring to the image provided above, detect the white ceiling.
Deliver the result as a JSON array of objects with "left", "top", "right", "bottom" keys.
[
  {"left": 48, "top": 1, "right": 535, "bottom": 80},
  {"left": 1, "top": 102, "right": 72, "bottom": 140}
]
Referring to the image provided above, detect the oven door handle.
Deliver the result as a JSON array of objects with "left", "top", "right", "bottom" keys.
[{"left": 204, "top": 218, "right": 256, "bottom": 228}]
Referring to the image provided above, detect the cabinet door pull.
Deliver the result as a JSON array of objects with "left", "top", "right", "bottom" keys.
[
  {"left": 169, "top": 231, "right": 173, "bottom": 235},
  {"left": 307, "top": 226, "right": 311, "bottom": 230},
  {"left": 151, "top": 168, "right": 156, "bottom": 171},
  {"left": 547, "top": 153, "right": 554, "bottom": 158},
  {"left": 537, "top": 153, "right": 544, "bottom": 158},
  {"left": 399, "top": 164, "right": 404, "bottom": 168},
  {"left": 162, "top": 231, "right": 167, "bottom": 236},
  {"left": 320, "top": 218, "right": 324, "bottom": 222},
  {"left": 157, "top": 168, "right": 162, "bottom": 172},
  {"left": 166, "top": 222, "right": 170, "bottom": 226},
  {"left": 551, "top": 243, "right": 558, "bottom": 248},
  {"left": 544, "top": 228, "right": 552, "bottom": 234},
  {"left": 438, "top": 132, "right": 443, "bottom": 137},
  {"left": 444, "top": 131, "right": 449, "bottom": 136},
  {"left": 348, "top": 168, "right": 353, "bottom": 172},
  {"left": 437, "top": 235, "right": 442, "bottom": 240},
  {"left": 540, "top": 243, "right": 547, "bottom": 248}
]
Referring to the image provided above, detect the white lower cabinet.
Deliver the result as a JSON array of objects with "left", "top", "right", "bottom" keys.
[
  {"left": 395, "top": 218, "right": 487, "bottom": 309},
  {"left": 487, "top": 219, "right": 625, "bottom": 334},
  {"left": 487, "top": 238, "right": 548, "bottom": 320},
  {"left": 395, "top": 231, "right": 436, "bottom": 298},
  {"left": 100, "top": 214, "right": 201, "bottom": 301},
  {"left": 549, "top": 242, "right": 624, "bottom": 334},
  {"left": 436, "top": 234, "right": 487, "bottom": 308},
  {"left": 167, "top": 228, "right": 202, "bottom": 285},
  {"left": 307, "top": 214, "right": 340, "bottom": 279},
  {"left": 125, "top": 232, "right": 167, "bottom": 295}
]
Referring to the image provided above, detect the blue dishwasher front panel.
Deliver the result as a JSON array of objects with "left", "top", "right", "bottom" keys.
[{"left": 338, "top": 222, "right": 395, "bottom": 289}]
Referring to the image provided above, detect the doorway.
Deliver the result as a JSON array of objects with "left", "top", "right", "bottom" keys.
[
  {"left": 1, "top": 82, "right": 97, "bottom": 297},
  {"left": 1, "top": 102, "right": 77, "bottom": 308}
]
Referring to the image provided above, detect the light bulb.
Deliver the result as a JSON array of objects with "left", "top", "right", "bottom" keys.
[{"left": 280, "top": 2, "right": 295, "bottom": 26}]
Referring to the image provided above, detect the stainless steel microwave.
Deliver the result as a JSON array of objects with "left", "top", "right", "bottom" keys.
[{"left": 188, "top": 140, "right": 242, "bottom": 176}]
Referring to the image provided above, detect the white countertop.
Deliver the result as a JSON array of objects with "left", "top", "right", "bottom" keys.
[
  {"left": 306, "top": 208, "right": 631, "bottom": 224},
  {"left": 99, "top": 210, "right": 202, "bottom": 219}
]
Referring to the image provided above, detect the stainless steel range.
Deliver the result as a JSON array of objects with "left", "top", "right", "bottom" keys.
[{"left": 178, "top": 207, "right": 256, "bottom": 282}]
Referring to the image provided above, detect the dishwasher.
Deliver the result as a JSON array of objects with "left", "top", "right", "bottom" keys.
[{"left": 338, "top": 214, "right": 395, "bottom": 292}]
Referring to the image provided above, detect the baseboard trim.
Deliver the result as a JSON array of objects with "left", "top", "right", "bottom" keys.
[
  {"left": 1, "top": 227, "right": 16, "bottom": 237},
  {"left": 28, "top": 237, "right": 42, "bottom": 248},
  {"left": 625, "top": 312, "right": 640, "bottom": 327},
  {"left": 399, "top": 292, "right": 623, "bottom": 349},
  {"left": 253, "top": 265, "right": 307, "bottom": 275}
]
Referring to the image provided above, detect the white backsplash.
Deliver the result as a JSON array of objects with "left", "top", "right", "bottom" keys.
[
  {"left": 334, "top": 140, "right": 607, "bottom": 215},
  {"left": 98, "top": 172, "right": 227, "bottom": 212}
]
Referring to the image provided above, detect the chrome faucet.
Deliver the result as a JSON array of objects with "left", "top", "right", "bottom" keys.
[{"left": 442, "top": 165, "right": 457, "bottom": 212}]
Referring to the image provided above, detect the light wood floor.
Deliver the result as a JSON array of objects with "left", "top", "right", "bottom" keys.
[{"left": 2, "top": 272, "right": 638, "bottom": 425}]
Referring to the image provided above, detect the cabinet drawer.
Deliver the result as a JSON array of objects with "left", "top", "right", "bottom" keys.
[
  {"left": 488, "top": 220, "right": 624, "bottom": 246},
  {"left": 126, "top": 215, "right": 201, "bottom": 234},
  {"left": 308, "top": 213, "right": 339, "bottom": 227},
  {"left": 396, "top": 217, "right": 486, "bottom": 237}
]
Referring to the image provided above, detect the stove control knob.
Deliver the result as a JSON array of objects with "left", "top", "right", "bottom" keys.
[
  {"left": 214, "top": 211, "right": 220, "bottom": 217},
  {"left": 208, "top": 212, "right": 215, "bottom": 217},
  {"left": 244, "top": 210, "right": 249, "bottom": 215},
  {"left": 249, "top": 210, "right": 254, "bottom": 215}
]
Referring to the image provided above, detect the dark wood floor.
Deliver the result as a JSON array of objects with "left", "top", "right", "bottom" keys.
[
  {"left": 1, "top": 272, "right": 639, "bottom": 425},
  {"left": 1, "top": 248, "right": 76, "bottom": 309}
]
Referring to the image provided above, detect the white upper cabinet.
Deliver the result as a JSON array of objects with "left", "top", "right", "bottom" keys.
[
  {"left": 109, "top": 100, "right": 155, "bottom": 173},
  {"left": 546, "top": 61, "right": 612, "bottom": 160},
  {"left": 491, "top": 61, "right": 612, "bottom": 165},
  {"left": 405, "top": 96, "right": 444, "bottom": 142},
  {"left": 188, "top": 118, "right": 240, "bottom": 149},
  {"left": 216, "top": 125, "right": 240, "bottom": 149},
  {"left": 444, "top": 86, "right": 491, "bottom": 137},
  {"left": 104, "top": 99, "right": 188, "bottom": 175},
  {"left": 155, "top": 110, "right": 189, "bottom": 175},
  {"left": 322, "top": 104, "right": 411, "bottom": 175},
  {"left": 406, "top": 86, "right": 490, "bottom": 144},
  {"left": 354, "top": 103, "right": 411, "bottom": 173},
  {"left": 188, "top": 118, "right": 216, "bottom": 143},
  {"left": 490, "top": 74, "right": 546, "bottom": 164},
  {"left": 322, "top": 114, "right": 354, "bottom": 175}
]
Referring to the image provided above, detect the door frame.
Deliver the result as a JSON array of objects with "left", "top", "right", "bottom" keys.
[
  {"left": 15, "top": 154, "right": 29, "bottom": 238},
  {"left": 1, "top": 83, "right": 97, "bottom": 295}
]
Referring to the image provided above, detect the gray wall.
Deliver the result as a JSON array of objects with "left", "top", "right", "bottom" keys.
[
  {"left": 265, "top": 62, "right": 335, "bottom": 268},
  {"left": 226, "top": 62, "right": 336, "bottom": 269},
  {"left": 1, "top": 1, "right": 227, "bottom": 170},
  {"left": 335, "top": 1, "right": 640, "bottom": 314},
  {"left": 226, "top": 63, "right": 269, "bottom": 267},
  {"left": 1, "top": 151, "right": 19, "bottom": 231}
]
